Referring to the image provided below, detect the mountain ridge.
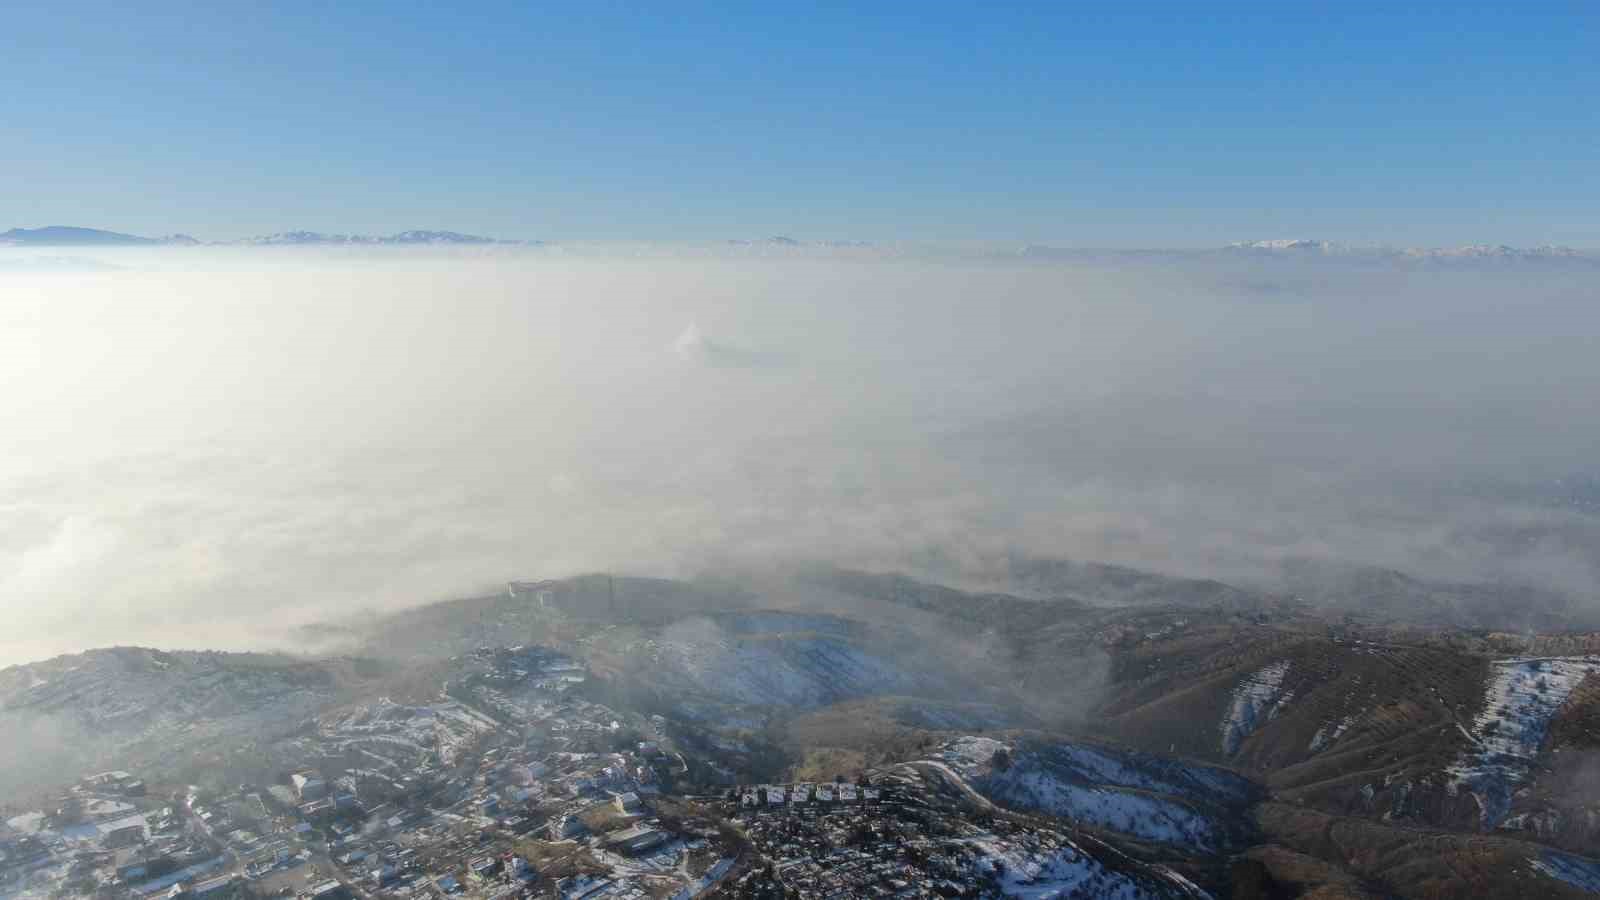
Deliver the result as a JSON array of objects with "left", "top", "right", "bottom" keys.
[
  {"left": 1021, "top": 239, "right": 1600, "bottom": 265},
  {"left": 9, "top": 566, "right": 1600, "bottom": 897},
  {"left": 5, "top": 225, "right": 1595, "bottom": 260},
  {"left": 0, "top": 225, "right": 523, "bottom": 247}
]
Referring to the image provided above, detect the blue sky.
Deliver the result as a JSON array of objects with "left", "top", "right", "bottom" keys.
[{"left": 3, "top": 4, "right": 1597, "bottom": 245}]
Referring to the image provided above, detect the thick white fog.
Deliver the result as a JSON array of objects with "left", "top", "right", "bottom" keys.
[{"left": 3, "top": 247, "right": 1600, "bottom": 665}]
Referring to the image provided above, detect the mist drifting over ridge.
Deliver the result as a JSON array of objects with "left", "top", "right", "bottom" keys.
[{"left": 3, "top": 243, "right": 1600, "bottom": 666}]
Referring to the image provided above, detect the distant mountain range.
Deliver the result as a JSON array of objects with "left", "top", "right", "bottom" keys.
[
  {"left": 3, "top": 226, "right": 1595, "bottom": 263},
  {"left": 0, "top": 225, "right": 521, "bottom": 247},
  {"left": 1022, "top": 238, "right": 1599, "bottom": 265},
  {"left": 235, "top": 229, "right": 518, "bottom": 246},
  {"left": 1223, "top": 238, "right": 1592, "bottom": 261},
  {"left": 0, "top": 226, "right": 195, "bottom": 246}
]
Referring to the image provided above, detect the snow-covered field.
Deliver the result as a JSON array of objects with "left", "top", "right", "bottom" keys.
[
  {"left": 1220, "top": 661, "right": 1292, "bottom": 756},
  {"left": 943, "top": 736, "right": 1011, "bottom": 774},
  {"left": 670, "top": 857, "right": 734, "bottom": 900},
  {"left": 1445, "top": 657, "right": 1600, "bottom": 826},
  {"left": 310, "top": 697, "right": 502, "bottom": 766},
  {"left": 964, "top": 835, "right": 1153, "bottom": 899}
]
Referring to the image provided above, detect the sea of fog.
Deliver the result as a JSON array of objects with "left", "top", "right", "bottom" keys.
[{"left": 3, "top": 246, "right": 1599, "bottom": 664}]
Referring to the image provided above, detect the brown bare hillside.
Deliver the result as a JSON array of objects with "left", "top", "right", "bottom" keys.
[{"left": 1257, "top": 801, "right": 1600, "bottom": 899}]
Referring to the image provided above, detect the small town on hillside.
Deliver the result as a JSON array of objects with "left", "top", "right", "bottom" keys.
[{"left": 0, "top": 644, "right": 1031, "bottom": 900}]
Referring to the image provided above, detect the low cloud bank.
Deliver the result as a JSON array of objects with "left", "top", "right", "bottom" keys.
[{"left": 3, "top": 248, "right": 1599, "bottom": 664}]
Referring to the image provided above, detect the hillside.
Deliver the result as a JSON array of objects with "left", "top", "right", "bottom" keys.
[
  {"left": 0, "top": 226, "right": 159, "bottom": 245},
  {"left": 8, "top": 565, "right": 1600, "bottom": 897},
  {"left": 934, "top": 735, "right": 1261, "bottom": 854},
  {"left": 0, "top": 647, "right": 382, "bottom": 799}
]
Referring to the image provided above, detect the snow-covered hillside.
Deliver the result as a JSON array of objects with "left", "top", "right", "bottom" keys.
[
  {"left": 303, "top": 697, "right": 502, "bottom": 768},
  {"left": 1533, "top": 850, "right": 1600, "bottom": 894},
  {"left": 637, "top": 613, "right": 938, "bottom": 711},
  {"left": 935, "top": 737, "right": 1256, "bottom": 853},
  {"left": 0, "top": 648, "right": 351, "bottom": 794},
  {"left": 1445, "top": 656, "right": 1600, "bottom": 826},
  {"left": 962, "top": 833, "right": 1157, "bottom": 899},
  {"left": 878, "top": 753, "right": 1214, "bottom": 898}
]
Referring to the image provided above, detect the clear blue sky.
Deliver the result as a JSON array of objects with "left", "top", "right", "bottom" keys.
[{"left": 3, "top": 4, "right": 1597, "bottom": 245}]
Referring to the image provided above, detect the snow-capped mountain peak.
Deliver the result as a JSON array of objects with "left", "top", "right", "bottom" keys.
[
  {"left": 235, "top": 229, "right": 516, "bottom": 246},
  {"left": 1226, "top": 239, "right": 1339, "bottom": 252}
]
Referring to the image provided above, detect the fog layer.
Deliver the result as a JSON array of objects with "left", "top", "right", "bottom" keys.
[{"left": 3, "top": 248, "right": 1599, "bottom": 664}]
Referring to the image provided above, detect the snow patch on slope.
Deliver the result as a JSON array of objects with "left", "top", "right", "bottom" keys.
[
  {"left": 943, "top": 737, "right": 1253, "bottom": 807},
  {"left": 312, "top": 697, "right": 501, "bottom": 766},
  {"left": 964, "top": 835, "right": 1149, "bottom": 899},
  {"left": 1037, "top": 743, "right": 1254, "bottom": 805},
  {"left": 1308, "top": 715, "right": 1355, "bottom": 753},
  {"left": 647, "top": 617, "right": 923, "bottom": 709},
  {"left": 945, "top": 736, "right": 1011, "bottom": 770},
  {"left": 987, "top": 771, "right": 1222, "bottom": 850},
  {"left": 1220, "top": 661, "right": 1292, "bottom": 755},
  {"left": 1532, "top": 850, "right": 1600, "bottom": 894},
  {"left": 939, "top": 737, "right": 1248, "bottom": 853},
  {"left": 1445, "top": 657, "right": 1600, "bottom": 827}
]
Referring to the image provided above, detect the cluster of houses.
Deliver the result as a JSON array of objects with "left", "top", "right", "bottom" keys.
[
  {"left": 735, "top": 789, "right": 947, "bottom": 898},
  {"left": 332, "top": 832, "right": 535, "bottom": 898},
  {"left": 738, "top": 782, "right": 882, "bottom": 810},
  {"left": 79, "top": 771, "right": 148, "bottom": 798},
  {"left": 272, "top": 650, "right": 725, "bottom": 899},
  {"left": 2, "top": 643, "right": 747, "bottom": 900},
  {"left": 734, "top": 783, "right": 1061, "bottom": 899},
  {"left": 2, "top": 769, "right": 228, "bottom": 899}
]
